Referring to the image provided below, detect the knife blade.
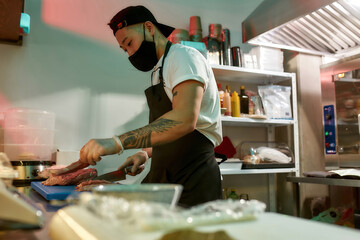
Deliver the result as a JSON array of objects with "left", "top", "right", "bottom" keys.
[{"left": 94, "top": 166, "right": 133, "bottom": 182}]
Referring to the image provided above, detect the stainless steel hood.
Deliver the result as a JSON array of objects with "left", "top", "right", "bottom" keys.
[{"left": 242, "top": 0, "right": 360, "bottom": 57}]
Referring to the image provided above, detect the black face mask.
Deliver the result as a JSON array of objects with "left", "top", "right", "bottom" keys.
[{"left": 128, "top": 25, "right": 158, "bottom": 72}]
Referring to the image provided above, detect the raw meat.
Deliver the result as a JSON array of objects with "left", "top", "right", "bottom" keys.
[
  {"left": 42, "top": 168, "right": 97, "bottom": 186},
  {"left": 256, "top": 147, "right": 291, "bottom": 163},
  {"left": 37, "top": 165, "right": 66, "bottom": 179},
  {"left": 75, "top": 179, "right": 115, "bottom": 191}
]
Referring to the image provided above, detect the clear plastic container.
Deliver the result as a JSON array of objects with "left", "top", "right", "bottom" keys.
[
  {"left": 3, "top": 108, "right": 56, "bottom": 161},
  {"left": 4, "top": 128, "right": 55, "bottom": 145},
  {"left": 4, "top": 108, "right": 55, "bottom": 129},
  {"left": 4, "top": 144, "right": 54, "bottom": 161},
  {"left": 235, "top": 141, "right": 294, "bottom": 165}
]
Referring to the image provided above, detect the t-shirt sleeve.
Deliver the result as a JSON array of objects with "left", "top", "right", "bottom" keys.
[{"left": 165, "top": 47, "right": 209, "bottom": 91}]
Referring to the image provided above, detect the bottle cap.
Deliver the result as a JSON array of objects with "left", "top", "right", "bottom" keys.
[{"left": 241, "top": 85, "right": 245, "bottom": 90}]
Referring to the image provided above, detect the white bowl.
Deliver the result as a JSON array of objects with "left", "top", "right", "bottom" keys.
[{"left": 92, "top": 184, "right": 183, "bottom": 209}]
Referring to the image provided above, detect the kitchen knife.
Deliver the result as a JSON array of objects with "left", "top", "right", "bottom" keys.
[{"left": 94, "top": 166, "right": 133, "bottom": 182}]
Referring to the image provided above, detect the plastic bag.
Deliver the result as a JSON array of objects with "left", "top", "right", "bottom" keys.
[
  {"left": 77, "top": 193, "right": 266, "bottom": 232},
  {"left": 258, "top": 85, "right": 292, "bottom": 119}
]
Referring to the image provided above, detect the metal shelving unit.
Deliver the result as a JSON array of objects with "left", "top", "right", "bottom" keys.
[
  {"left": 213, "top": 65, "right": 299, "bottom": 212},
  {"left": 221, "top": 116, "right": 295, "bottom": 127},
  {"left": 213, "top": 64, "right": 300, "bottom": 176}
]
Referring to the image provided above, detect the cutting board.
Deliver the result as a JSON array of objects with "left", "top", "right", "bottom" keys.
[{"left": 31, "top": 181, "right": 79, "bottom": 200}]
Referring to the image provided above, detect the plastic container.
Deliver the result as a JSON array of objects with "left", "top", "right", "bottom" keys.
[
  {"left": 231, "top": 91, "right": 240, "bottom": 117},
  {"left": 3, "top": 108, "right": 56, "bottom": 161},
  {"left": 236, "top": 141, "right": 294, "bottom": 165},
  {"left": 4, "top": 108, "right": 55, "bottom": 129},
  {"left": 249, "top": 46, "right": 284, "bottom": 72},
  {"left": 4, "top": 128, "right": 55, "bottom": 145},
  {"left": 223, "top": 90, "right": 231, "bottom": 116},
  {"left": 93, "top": 184, "right": 183, "bottom": 209},
  {"left": 3, "top": 144, "right": 54, "bottom": 161}
]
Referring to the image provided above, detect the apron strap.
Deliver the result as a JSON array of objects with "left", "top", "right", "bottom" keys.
[{"left": 159, "top": 41, "right": 172, "bottom": 83}]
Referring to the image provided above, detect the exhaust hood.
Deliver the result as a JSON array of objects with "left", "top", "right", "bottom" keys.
[{"left": 242, "top": 0, "right": 360, "bottom": 57}]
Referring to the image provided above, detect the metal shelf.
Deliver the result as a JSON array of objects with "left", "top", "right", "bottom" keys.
[
  {"left": 221, "top": 116, "right": 295, "bottom": 127},
  {"left": 211, "top": 65, "right": 294, "bottom": 84},
  {"left": 287, "top": 176, "right": 360, "bottom": 187},
  {"left": 220, "top": 163, "right": 297, "bottom": 175}
]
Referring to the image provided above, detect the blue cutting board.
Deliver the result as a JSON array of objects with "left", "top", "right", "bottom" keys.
[{"left": 31, "top": 181, "right": 79, "bottom": 200}]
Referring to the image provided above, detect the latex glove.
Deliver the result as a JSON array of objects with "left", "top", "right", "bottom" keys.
[
  {"left": 80, "top": 138, "right": 119, "bottom": 166},
  {"left": 119, "top": 151, "right": 148, "bottom": 175}
]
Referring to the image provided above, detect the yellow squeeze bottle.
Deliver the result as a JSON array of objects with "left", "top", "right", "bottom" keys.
[{"left": 231, "top": 91, "right": 240, "bottom": 117}]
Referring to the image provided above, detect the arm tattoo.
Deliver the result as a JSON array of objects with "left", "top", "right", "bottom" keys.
[
  {"left": 173, "top": 91, "right": 178, "bottom": 97},
  {"left": 120, "top": 118, "right": 182, "bottom": 149}
]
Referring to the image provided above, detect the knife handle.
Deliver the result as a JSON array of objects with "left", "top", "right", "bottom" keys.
[
  {"left": 123, "top": 165, "right": 134, "bottom": 174},
  {"left": 123, "top": 165, "right": 145, "bottom": 176}
]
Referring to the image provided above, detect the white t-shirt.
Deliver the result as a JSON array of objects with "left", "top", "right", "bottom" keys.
[{"left": 151, "top": 43, "right": 222, "bottom": 147}]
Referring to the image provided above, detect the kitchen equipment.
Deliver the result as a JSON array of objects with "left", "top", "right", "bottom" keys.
[
  {"left": 0, "top": 183, "right": 45, "bottom": 230},
  {"left": 242, "top": 0, "right": 360, "bottom": 57},
  {"left": 12, "top": 160, "right": 53, "bottom": 183},
  {"left": 221, "top": 28, "right": 231, "bottom": 66},
  {"left": 0, "top": 153, "right": 44, "bottom": 230},
  {"left": 3, "top": 108, "right": 56, "bottom": 181},
  {"left": 92, "top": 184, "right": 183, "bottom": 209},
  {"left": 31, "top": 181, "right": 77, "bottom": 200},
  {"left": 231, "top": 46, "right": 243, "bottom": 67},
  {"left": 321, "top": 53, "right": 360, "bottom": 168}
]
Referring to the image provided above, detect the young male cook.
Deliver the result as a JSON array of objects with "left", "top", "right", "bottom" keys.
[{"left": 79, "top": 5, "right": 222, "bottom": 207}]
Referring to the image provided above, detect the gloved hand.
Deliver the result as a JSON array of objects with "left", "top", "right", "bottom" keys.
[
  {"left": 79, "top": 138, "right": 120, "bottom": 165},
  {"left": 119, "top": 150, "right": 148, "bottom": 175}
]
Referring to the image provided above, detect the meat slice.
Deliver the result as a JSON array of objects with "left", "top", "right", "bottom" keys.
[
  {"left": 42, "top": 168, "right": 97, "bottom": 186},
  {"left": 75, "top": 179, "right": 114, "bottom": 191},
  {"left": 37, "top": 165, "right": 66, "bottom": 179}
]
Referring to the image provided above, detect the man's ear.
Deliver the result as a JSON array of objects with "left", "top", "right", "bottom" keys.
[{"left": 144, "top": 21, "right": 155, "bottom": 35}]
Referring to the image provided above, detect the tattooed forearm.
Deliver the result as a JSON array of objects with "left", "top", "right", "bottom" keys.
[{"left": 120, "top": 118, "right": 182, "bottom": 149}]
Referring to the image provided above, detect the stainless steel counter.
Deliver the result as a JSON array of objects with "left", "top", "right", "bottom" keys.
[
  {"left": 287, "top": 176, "right": 360, "bottom": 221},
  {"left": 287, "top": 176, "right": 360, "bottom": 187},
  {"left": 0, "top": 185, "right": 62, "bottom": 240}
]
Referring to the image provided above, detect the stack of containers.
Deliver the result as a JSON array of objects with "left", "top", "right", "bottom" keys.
[
  {"left": 189, "top": 16, "right": 202, "bottom": 42},
  {"left": 249, "top": 46, "right": 284, "bottom": 72},
  {"left": 3, "top": 108, "right": 55, "bottom": 161}
]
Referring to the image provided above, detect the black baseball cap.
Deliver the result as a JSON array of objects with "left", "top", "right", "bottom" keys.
[{"left": 108, "top": 5, "right": 175, "bottom": 37}]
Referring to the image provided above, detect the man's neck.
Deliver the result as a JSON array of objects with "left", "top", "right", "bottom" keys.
[{"left": 156, "top": 36, "right": 169, "bottom": 60}]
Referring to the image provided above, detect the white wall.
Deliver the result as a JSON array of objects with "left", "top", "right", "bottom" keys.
[{"left": 0, "top": 0, "right": 263, "bottom": 174}]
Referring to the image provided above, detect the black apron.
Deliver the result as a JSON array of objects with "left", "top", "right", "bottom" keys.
[{"left": 142, "top": 41, "right": 222, "bottom": 207}]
